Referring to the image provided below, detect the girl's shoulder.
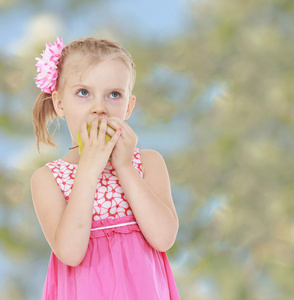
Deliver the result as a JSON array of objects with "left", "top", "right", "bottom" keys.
[
  {"left": 31, "top": 165, "right": 62, "bottom": 206},
  {"left": 31, "top": 165, "right": 54, "bottom": 183},
  {"left": 139, "top": 148, "right": 165, "bottom": 162},
  {"left": 31, "top": 164, "right": 58, "bottom": 189},
  {"left": 139, "top": 148, "right": 163, "bottom": 161},
  {"left": 138, "top": 149, "right": 167, "bottom": 177}
]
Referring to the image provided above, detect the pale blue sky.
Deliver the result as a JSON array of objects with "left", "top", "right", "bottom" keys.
[{"left": 0, "top": 0, "right": 192, "bottom": 55}]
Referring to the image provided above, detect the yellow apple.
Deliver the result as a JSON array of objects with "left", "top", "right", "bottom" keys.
[{"left": 77, "top": 123, "right": 112, "bottom": 155}]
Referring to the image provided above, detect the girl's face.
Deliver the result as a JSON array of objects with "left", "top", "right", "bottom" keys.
[{"left": 52, "top": 54, "right": 136, "bottom": 147}]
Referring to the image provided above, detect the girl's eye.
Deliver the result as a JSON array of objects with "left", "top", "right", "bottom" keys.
[
  {"left": 109, "top": 92, "right": 120, "bottom": 99},
  {"left": 77, "top": 89, "right": 89, "bottom": 97}
]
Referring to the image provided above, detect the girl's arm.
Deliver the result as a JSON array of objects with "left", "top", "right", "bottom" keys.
[
  {"left": 31, "top": 163, "right": 99, "bottom": 266},
  {"left": 115, "top": 149, "right": 179, "bottom": 252},
  {"left": 31, "top": 117, "right": 121, "bottom": 266}
]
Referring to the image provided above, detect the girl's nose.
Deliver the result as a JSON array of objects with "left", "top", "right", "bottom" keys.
[{"left": 91, "top": 98, "right": 107, "bottom": 116}]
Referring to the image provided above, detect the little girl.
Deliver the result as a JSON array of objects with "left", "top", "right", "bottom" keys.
[{"left": 31, "top": 37, "right": 180, "bottom": 300}]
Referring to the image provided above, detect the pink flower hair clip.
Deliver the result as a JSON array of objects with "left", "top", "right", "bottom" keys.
[{"left": 35, "top": 36, "right": 65, "bottom": 94}]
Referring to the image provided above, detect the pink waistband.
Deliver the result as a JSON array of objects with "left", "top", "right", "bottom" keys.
[
  {"left": 90, "top": 215, "right": 140, "bottom": 238},
  {"left": 91, "top": 221, "right": 137, "bottom": 231}
]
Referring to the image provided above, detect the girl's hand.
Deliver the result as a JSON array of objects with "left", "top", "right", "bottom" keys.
[
  {"left": 79, "top": 116, "right": 122, "bottom": 173},
  {"left": 107, "top": 117, "right": 138, "bottom": 170}
]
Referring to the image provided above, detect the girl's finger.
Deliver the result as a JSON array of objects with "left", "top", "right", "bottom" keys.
[
  {"left": 79, "top": 121, "right": 89, "bottom": 142},
  {"left": 106, "top": 117, "right": 122, "bottom": 130},
  {"left": 97, "top": 116, "right": 108, "bottom": 141},
  {"left": 90, "top": 118, "right": 99, "bottom": 138},
  {"left": 107, "top": 118, "right": 129, "bottom": 136},
  {"left": 108, "top": 127, "right": 122, "bottom": 146},
  {"left": 106, "top": 125, "right": 116, "bottom": 137}
]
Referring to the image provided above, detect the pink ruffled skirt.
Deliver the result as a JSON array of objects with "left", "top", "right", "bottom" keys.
[{"left": 42, "top": 215, "right": 180, "bottom": 299}]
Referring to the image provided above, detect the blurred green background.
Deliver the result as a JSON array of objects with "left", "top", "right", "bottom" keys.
[{"left": 1, "top": 0, "right": 294, "bottom": 299}]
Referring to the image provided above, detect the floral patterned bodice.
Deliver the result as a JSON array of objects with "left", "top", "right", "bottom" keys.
[{"left": 46, "top": 148, "right": 143, "bottom": 221}]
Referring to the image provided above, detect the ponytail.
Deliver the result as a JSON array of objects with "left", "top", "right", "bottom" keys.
[{"left": 32, "top": 92, "right": 59, "bottom": 152}]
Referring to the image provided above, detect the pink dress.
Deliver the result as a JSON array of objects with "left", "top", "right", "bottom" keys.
[{"left": 43, "top": 148, "right": 180, "bottom": 300}]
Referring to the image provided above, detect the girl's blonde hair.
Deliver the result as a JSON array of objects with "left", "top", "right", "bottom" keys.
[{"left": 32, "top": 37, "right": 136, "bottom": 151}]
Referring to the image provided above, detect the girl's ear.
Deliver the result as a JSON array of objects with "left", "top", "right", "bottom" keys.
[
  {"left": 125, "top": 95, "right": 136, "bottom": 120},
  {"left": 52, "top": 91, "right": 65, "bottom": 117}
]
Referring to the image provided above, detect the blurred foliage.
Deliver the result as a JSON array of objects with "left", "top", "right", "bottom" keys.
[{"left": 1, "top": 0, "right": 294, "bottom": 299}]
